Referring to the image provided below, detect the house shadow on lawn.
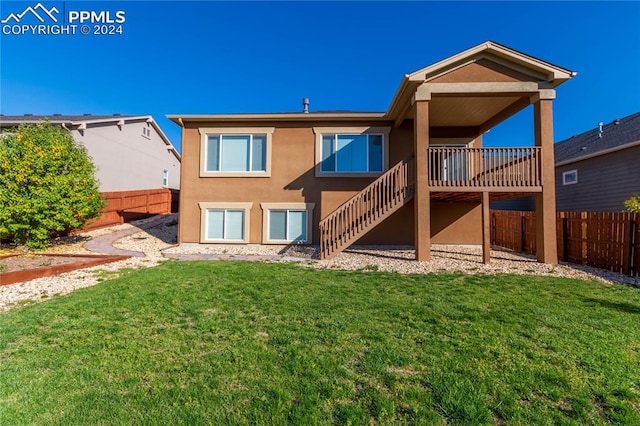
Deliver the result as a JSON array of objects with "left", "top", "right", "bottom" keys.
[{"left": 580, "top": 297, "right": 640, "bottom": 315}]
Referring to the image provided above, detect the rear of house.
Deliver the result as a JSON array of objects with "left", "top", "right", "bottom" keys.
[{"left": 170, "top": 41, "right": 575, "bottom": 263}]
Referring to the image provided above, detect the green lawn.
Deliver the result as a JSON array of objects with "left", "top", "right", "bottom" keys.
[{"left": 1, "top": 261, "right": 639, "bottom": 425}]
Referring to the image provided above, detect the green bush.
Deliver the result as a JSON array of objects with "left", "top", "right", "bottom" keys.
[
  {"left": 624, "top": 194, "right": 640, "bottom": 213},
  {"left": 0, "top": 122, "right": 105, "bottom": 249}
]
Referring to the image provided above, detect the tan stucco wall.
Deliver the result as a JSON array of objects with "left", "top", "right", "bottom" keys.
[
  {"left": 430, "top": 58, "right": 539, "bottom": 84},
  {"left": 179, "top": 119, "right": 482, "bottom": 245}
]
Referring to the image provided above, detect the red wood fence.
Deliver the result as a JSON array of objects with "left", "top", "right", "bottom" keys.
[
  {"left": 491, "top": 210, "right": 640, "bottom": 277},
  {"left": 83, "top": 188, "right": 179, "bottom": 230}
]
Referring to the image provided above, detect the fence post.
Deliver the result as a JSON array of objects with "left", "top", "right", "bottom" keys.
[
  {"left": 491, "top": 212, "right": 496, "bottom": 245},
  {"left": 520, "top": 214, "right": 526, "bottom": 252},
  {"left": 581, "top": 212, "right": 588, "bottom": 265},
  {"left": 630, "top": 219, "right": 637, "bottom": 276},
  {"left": 562, "top": 216, "right": 569, "bottom": 262}
]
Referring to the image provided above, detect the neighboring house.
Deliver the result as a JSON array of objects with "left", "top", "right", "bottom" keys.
[
  {"left": 0, "top": 114, "right": 181, "bottom": 227},
  {"left": 169, "top": 41, "right": 575, "bottom": 263},
  {"left": 555, "top": 112, "right": 640, "bottom": 211}
]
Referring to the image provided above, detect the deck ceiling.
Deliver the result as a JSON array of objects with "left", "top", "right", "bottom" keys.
[
  {"left": 430, "top": 191, "right": 536, "bottom": 203},
  {"left": 404, "top": 95, "right": 526, "bottom": 127}
]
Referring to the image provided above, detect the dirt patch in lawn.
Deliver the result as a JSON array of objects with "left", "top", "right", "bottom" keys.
[{"left": 0, "top": 254, "right": 130, "bottom": 286}]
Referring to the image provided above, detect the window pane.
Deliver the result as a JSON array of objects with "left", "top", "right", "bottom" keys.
[
  {"left": 221, "top": 135, "right": 250, "bottom": 171},
  {"left": 225, "top": 210, "right": 244, "bottom": 240},
  {"left": 321, "top": 135, "right": 336, "bottom": 172},
  {"left": 368, "top": 135, "right": 383, "bottom": 172},
  {"left": 337, "top": 134, "right": 367, "bottom": 172},
  {"left": 288, "top": 210, "right": 306, "bottom": 241},
  {"left": 206, "top": 136, "right": 220, "bottom": 171},
  {"left": 251, "top": 135, "right": 266, "bottom": 171},
  {"left": 206, "top": 210, "right": 224, "bottom": 240},
  {"left": 269, "top": 210, "right": 287, "bottom": 240}
]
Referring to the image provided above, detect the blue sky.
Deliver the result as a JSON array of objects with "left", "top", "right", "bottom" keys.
[{"left": 1, "top": 1, "right": 639, "bottom": 153}]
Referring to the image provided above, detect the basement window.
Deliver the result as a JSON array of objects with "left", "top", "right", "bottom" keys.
[
  {"left": 260, "top": 203, "right": 315, "bottom": 244},
  {"left": 562, "top": 170, "right": 578, "bottom": 186},
  {"left": 199, "top": 202, "right": 253, "bottom": 243}
]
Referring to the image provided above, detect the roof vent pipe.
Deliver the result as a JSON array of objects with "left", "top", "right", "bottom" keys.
[
  {"left": 614, "top": 119, "right": 620, "bottom": 125},
  {"left": 302, "top": 98, "right": 309, "bottom": 113},
  {"left": 597, "top": 122, "right": 603, "bottom": 138}
]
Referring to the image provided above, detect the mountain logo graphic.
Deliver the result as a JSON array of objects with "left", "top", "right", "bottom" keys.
[{"left": 1, "top": 3, "right": 59, "bottom": 24}]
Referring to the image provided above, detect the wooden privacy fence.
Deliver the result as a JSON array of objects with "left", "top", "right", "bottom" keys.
[
  {"left": 491, "top": 210, "right": 640, "bottom": 277},
  {"left": 83, "top": 188, "right": 178, "bottom": 230}
]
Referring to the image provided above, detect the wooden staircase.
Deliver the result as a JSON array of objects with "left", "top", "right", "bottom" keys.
[{"left": 319, "top": 154, "right": 415, "bottom": 260}]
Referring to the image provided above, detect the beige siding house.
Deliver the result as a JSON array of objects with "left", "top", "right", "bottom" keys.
[
  {"left": 1, "top": 114, "right": 181, "bottom": 228},
  {"left": 0, "top": 114, "right": 181, "bottom": 191}
]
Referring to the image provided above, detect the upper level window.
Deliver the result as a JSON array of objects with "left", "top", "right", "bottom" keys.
[
  {"left": 206, "top": 134, "right": 266, "bottom": 172},
  {"left": 200, "top": 127, "right": 274, "bottom": 177},
  {"left": 142, "top": 127, "right": 151, "bottom": 138},
  {"left": 562, "top": 169, "right": 578, "bottom": 185},
  {"left": 314, "top": 127, "right": 390, "bottom": 177},
  {"left": 321, "top": 134, "right": 383, "bottom": 173}
]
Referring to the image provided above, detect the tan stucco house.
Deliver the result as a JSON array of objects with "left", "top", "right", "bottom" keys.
[{"left": 169, "top": 41, "right": 575, "bottom": 263}]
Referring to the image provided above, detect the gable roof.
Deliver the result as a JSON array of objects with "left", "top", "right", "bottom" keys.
[
  {"left": 0, "top": 114, "right": 181, "bottom": 161},
  {"left": 386, "top": 41, "right": 576, "bottom": 120},
  {"left": 554, "top": 112, "right": 640, "bottom": 165}
]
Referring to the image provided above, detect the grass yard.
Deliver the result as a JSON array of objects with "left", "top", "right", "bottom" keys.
[{"left": 1, "top": 261, "right": 639, "bottom": 425}]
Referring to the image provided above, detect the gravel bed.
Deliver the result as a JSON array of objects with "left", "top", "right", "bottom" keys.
[
  {"left": 0, "top": 217, "right": 175, "bottom": 312},
  {"left": 2, "top": 217, "right": 637, "bottom": 312}
]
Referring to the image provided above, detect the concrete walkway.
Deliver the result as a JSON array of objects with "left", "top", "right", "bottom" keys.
[
  {"left": 82, "top": 214, "right": 307, "bottom": 263},
  {"left": 84, "top": 214, "right": 178, "bottom": 257}
]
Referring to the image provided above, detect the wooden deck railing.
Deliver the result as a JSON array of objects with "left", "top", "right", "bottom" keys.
[
  {"left": 319, "top": 154, "right": 415, "bottom": 260},
  {"left": 428, "top": 147, "right": 542, "bottom": 190}
]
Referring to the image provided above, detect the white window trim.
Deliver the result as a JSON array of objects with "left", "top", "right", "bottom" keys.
[
  {"left": 198, "top": 202, "right": 253, "bottom": 244},
  {"left": 162, "top": 169, "right": 169, "bottom": 188},
  {"left": 313, "top": 126, "right": 390, "bottom": 177},
  {"left": 260, "top": 202, "right": 315, "bottom": 244},
  {"left": 199, "top": 127, "right": 274, "bottom": 177},
  {"left": 562, "top": 169, "right": 578, "bottom": 186}
]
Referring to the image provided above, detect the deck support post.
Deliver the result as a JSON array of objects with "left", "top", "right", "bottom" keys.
[
  {"left": 482, "top": 192, "right": 491, "bottom": 264},
  {"left": 413, "top": 98, "right": 430, "bottom": 261},
  {"left": 534, "top": 98, "right": 558, "bottom": 264}
]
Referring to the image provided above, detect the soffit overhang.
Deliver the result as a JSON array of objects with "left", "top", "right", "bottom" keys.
[{"left": 386, "top": 41, "right": 576, "bottom": 127}]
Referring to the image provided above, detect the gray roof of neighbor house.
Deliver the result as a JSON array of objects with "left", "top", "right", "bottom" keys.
[
  {"left": 0, "top": 114, "right": 137, "bottom": 123},
  {"left": 554, "top": 112, "right": 640, "bottom": 165},
  {"left": 0, "top": 114, "right": 180, "bottom": 161}
]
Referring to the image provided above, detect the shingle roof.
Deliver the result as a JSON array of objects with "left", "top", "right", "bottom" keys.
[
  {"left": 554, "top": 112, "right": 640, "bottom": 164},
  {"left": 0, "top": 114, "right": 181, "bottom": 161},
  {"left": 0, "top": 114, "right": 137, "bottom": 124}
]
